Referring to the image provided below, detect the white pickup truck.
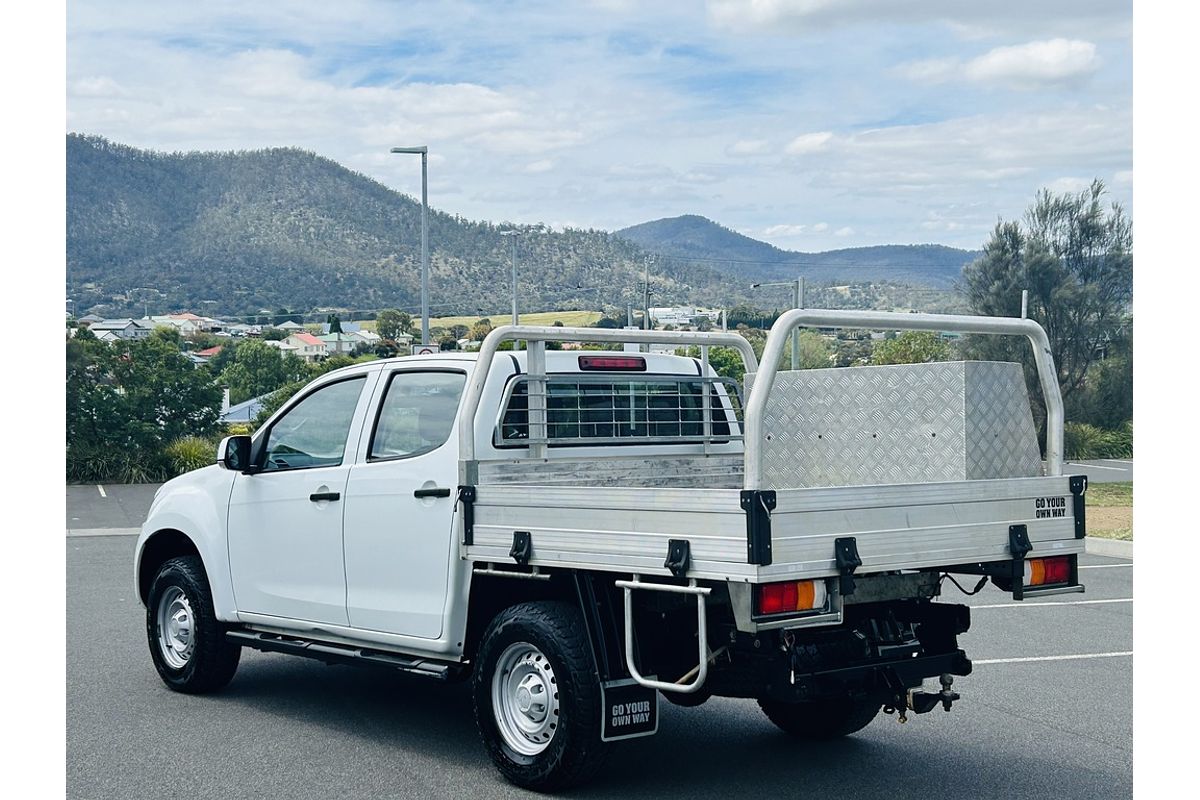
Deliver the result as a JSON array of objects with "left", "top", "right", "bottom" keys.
[{"left": 135, "top": 310, "right": 1087, "bottom": 791}]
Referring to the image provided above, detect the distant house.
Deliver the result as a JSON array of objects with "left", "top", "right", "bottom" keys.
[
  {"left": 76, "top": 313, "right": 104, "bottom": 328},
  {"left": 320, "top": 321, "right": 365, "bottom": 335},
  {"left": 318, "top": 332, "right": 358, "bottom": 356},
  {"left": 284, "top": 332, "right": 327, "bottom": 362},
  {"left": 90, "top": 318, "right": 152, "bottom": 340},
  {"left": 220, "top": 392, "right": 270, "bottom": 425},
  {"left": 263, "top": 340, "right": 300, "bottom": 356},
  {"left": 276, "top": 320, "right": 305, "bottom": 332},
  {"left": 194, "top": 345, "right": 223, "bottom": 359}
]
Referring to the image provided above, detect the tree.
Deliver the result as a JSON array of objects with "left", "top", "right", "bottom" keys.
[
  {"left": 470, "top": 318, "right": 494, "bottom": 341},
  {"left": 327, "top": 314, "right": 343, "bottom": 334},
  {"left": 67, "top": 334, "right": 223, "bottom": 482},
  {"left": 791, "top": 330, "right": 833, "bottom": 369},
  {"left": 376, "top": 309, "right": 404, "bottom": 340},
  {"left": 220, "top": 339, "right": 308, "bottom": 404},
  {"left": 871, "top": 331, "right": 952, "bottom": 365},
  {"left": 961, "top": 179, "right": 1132, "bottom": 432}
]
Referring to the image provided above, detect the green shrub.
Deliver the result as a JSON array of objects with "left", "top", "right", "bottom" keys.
[
  {"left": 1064, "top": 420, "right": 1132, "bottom": 459},
  {"left": 66, "top": 443, "right": 170, "bottom": 484},
  {"left": 165, "top": 435, "right": 218, "bottom": 476}
]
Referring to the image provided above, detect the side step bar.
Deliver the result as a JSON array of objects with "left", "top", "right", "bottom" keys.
[{"left": 226, "top": 630, "right": 458, "bottom": 680}]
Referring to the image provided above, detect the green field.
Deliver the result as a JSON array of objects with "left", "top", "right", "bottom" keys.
[
  {"left": 360, "top": 310, "right": 603, "bottom": 333},
  {"left": 1086, "top": 481, "right": 1132, "bottom": 540}
]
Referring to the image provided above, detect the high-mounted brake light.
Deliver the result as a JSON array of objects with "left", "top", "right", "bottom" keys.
[
  {"left": 1025, "top": 556, "right": 1071, "bottom": 586},
  {"left": 578, "top": 355, "right": 646, "bottom": 371},
  {"left": 757, "top": 580, "right": 828, "bottom": 616}
]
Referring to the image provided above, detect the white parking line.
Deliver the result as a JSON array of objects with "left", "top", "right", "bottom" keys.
[
  {"left": 97, "top": 485, "right": 107, "bottom": 498},
  {"left": 1100, "top": 459, "right": 1133, "bottom": 464},
  {"left": 975, "top": 652, "right": 1132, "bottom": 665},
  {"left": 1079, "top": 564, "right": 1132, "bottom": 570},
  {"left": 1067, "top": 462, "right": 1129, "bottom": 472},
  {"left": 972, "top": 598, "right": 1132, "bottom": 609}
]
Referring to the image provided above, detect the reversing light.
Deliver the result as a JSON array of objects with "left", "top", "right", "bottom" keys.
[
  {"left": 757, "top": 580, "right": 828, "bottom": 615},
  {"left": 578, "top": 355, "right": 646, "bottom": 371},
  {"left": 1025, "top": 556, "right": 1071, "bottom": 586}
]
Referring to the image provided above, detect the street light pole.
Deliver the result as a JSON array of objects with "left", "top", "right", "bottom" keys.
[
  {"left": 500, "top": 229, "right": 521, "bottom": 325},
  {"left": 750, "top": 277, "right": 805, "bottom": 369},
  {"left": 390, "top": 146, "right": 430, "bottom": 345}
]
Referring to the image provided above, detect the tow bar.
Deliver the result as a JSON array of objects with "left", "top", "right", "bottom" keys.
[{"left": 884, "top": 674, "right": 960, "bottom": 723}]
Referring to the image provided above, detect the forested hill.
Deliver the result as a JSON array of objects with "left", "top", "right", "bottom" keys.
[
  {"left": 66, "top": 134, "right": 726, "bottom": 318},
  {"left": 67, "top": 135, "right": 976, "bottom": 319},
  {"left": 616, "top": 215, "right": 978, "bottom": 288}
]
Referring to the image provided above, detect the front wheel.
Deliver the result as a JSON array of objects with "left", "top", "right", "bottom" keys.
[
  {"left": 472, "top": 601, "right": 609, "bottom": 791},
  {"left": 146, "top": 556, "right": 240, "bottom": 693},
  {"left": 757, "top": 695, "right": 881, "bottom": 739}
]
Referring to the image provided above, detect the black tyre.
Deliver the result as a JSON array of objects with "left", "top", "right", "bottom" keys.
[
  {"left": 146, "top": 555, "right": 241, "bottom": 694},
  {"left": 757, "top": 695, "right": 881, "bottom": 739},
  {"left": 472, "top": 601, "right": 609, "bottom": 792}
]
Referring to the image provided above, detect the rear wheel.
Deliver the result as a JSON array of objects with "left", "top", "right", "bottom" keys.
[
  {"left": 472, "top": 601, "right": 609, "bottom": 791},
  {"left": 146, "top": 556, "right": 240, "bottom": 693},
  {"left": 757, "top": 695, "right": 881, "bottom": 739}
]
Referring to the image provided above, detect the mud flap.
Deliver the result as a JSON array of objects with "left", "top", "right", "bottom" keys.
[{"left": 600, "top": 678, "right": 659, "bottom": 741}]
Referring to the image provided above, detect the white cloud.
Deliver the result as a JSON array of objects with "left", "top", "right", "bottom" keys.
[
  {"left": 728, "top": 139, "right": 771, "bottom": 156},
  {"left": 784, "top": 131, "right": 833, "bottom": 155},
  {"left": 70, "top": 76, "right": 128, "bottom": 97},
  {"left": 1112, "top": 169, "right": 1132, "bottom": 185},
  {"left": 834, "top": 226, "right": 854, "bottom": 237},
  {"left": 706, "top": 0, "right": 1129, "bottom": 38},
  {"left": 1043, "top": 176, "right": 1093, "bottom": 194},
  {"left": 763, "top": 224, "right": 808, "bottom": 237},
  {"left": 525, "top": 159, "right": 555, "bottom": 174},
  {"left": 965, "top": 39, "right": 1099, "bottom": 87},
  {"left": 898, "top": 39, "right": 1099, "bottom": 88},
  {"left": 812, "top": 222, "right": 829, "bottom": 232}
]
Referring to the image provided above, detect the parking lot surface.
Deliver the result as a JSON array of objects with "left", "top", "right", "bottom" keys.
[{"left": 67, "top": 534, "right": 1131, "bottom": 800}]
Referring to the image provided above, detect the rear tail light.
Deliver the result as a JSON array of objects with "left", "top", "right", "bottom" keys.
[
  {"left": 757, "top": 580, "right": 828, "bottom": 616},
  {"left": 1025, "top": 556, "right": 1071, "bottom": 586}
]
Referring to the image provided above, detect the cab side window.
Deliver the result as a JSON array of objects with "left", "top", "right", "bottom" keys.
[
  {"left": 263, "top": 377, "right": 366, "bottom": 471},
  {"left": 370, "top": 371, "right": 466, "bottom": 460}
]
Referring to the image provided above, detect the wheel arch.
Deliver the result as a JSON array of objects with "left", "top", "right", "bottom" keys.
[{"left": 137, "top": 528, "right": 203, "bottom": 606}]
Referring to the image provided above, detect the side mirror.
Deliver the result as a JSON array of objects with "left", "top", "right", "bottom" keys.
[{"left": 217, "top": 435, "right": 252, "bottom": 472}]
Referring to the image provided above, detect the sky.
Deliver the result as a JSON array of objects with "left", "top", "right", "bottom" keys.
[{"left": 66, "top": 1, "right": 1132, "bottom": 252}]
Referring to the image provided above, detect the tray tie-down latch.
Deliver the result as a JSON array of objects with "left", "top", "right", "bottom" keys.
[
  {"left": 664, "top": 539, "right": 691, "bottom": 578},
  {"left": 834, "top": 537, "right": 862, "bottom": 596},
  {"left": 510, "top": 531, "right": 532, "bottom": 566}
]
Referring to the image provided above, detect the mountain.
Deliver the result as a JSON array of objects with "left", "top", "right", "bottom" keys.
[
  {"left": 616, "top": 215, "right": 791, "bottom": 269},
  {"left": 616, "top": 215, "right": 979, "bottom": 288},
  {"left": 66, "top": 135, "right": 973, "bottom": 320},
  {"left": 66, "top": 134, "right": 726, "bottom": 319}
]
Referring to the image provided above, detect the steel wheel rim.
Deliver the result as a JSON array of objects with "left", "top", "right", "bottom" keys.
[
  {"left": 491, "top": 642, "right": 560, "bottom": 756},
  {"left": 156, "top": 586, "right": 195, "bottom": 670}
]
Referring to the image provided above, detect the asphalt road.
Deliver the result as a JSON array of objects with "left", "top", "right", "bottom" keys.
[
  {"left": 67, "top": 535, "right": 1132, "bottom": 800},
  {"left": 1061, "top": 459, "right": 1134, "bottom": 484}
]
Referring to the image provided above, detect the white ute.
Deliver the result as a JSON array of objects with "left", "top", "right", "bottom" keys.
[{"left": 135, "top": 310, "right": 1088, "bottom": 791}]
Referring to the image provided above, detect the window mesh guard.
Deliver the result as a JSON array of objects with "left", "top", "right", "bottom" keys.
[{"left": 495, "top": 375, "right": 744, "bottom": 447}]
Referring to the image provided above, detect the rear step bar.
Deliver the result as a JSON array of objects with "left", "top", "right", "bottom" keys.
[{"left": 226, "top": 630, "right": 458, "bottom": 680}]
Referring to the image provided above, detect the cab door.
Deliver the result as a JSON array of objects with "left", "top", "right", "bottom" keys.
[
  {"left": 342, "top": 368, "right": 467, "bottom": 638},
  {"left": 227, "top": 373, "right": 374, "bottom": 625}
]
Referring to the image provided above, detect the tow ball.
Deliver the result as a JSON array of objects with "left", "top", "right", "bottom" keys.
[{"left": 883, "top": 674, "right": 960, "bottom": 723}]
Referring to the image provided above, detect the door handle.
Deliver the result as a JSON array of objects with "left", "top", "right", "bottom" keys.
[
  {"left": 413, "top": 487, "right": 452, "bottom": 498},
  {"left": 309, "top": 491, "right": 341, "bottom": 502}
]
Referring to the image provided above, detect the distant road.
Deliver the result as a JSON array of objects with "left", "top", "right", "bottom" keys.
[{"left": 1061, "top": 459, "right": 1133, "bottom": 484}]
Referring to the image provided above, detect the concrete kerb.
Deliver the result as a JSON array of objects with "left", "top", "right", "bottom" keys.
[{"left": 1085, "top": 537, "right": 1133, "bottom": 560}]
